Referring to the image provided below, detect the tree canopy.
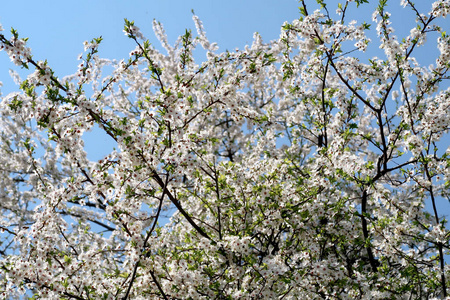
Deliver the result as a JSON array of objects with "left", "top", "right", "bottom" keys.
[{"left": 0, "top": 0, "right": 450, "bottom": 298}]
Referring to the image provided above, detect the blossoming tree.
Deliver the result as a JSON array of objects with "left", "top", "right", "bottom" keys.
[{"left": 1, "top": 0, "right": 450, "bottom": 298}]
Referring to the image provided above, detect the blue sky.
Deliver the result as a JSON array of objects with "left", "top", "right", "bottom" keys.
[
  {"left": 1, "top": 0, "right": 444, "bottom": 96},
  {"left": 1, "top": 1, "right": 449, "bottom": 225},
  {"left": 0, "top": 0, "right": 300, "bottom": 94},
  {"left": 0, "top": 0, "right": 302, "bottom": 161}
]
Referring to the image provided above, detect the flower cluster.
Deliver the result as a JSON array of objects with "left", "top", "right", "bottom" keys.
[
  {"left": 0, "top": 30, "right": 31, "bottom": 66},
  {"left": 27, "top": 61, "right": 53, "bottom": 86}
]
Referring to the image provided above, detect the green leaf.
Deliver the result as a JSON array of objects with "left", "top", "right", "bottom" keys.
[
  {"left": 356, "top": 0, "right": 369, "bottom": 7},
  {"left": 299, "top": 6, "right": 307, "bottom": 16}
]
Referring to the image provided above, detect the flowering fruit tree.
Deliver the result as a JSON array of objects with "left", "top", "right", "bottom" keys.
[{"left": 1, "top": 0, "right": 450, "bottom": 299}]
